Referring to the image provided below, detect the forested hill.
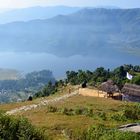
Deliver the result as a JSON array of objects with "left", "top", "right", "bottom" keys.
[
  {"left": 0, "top": 8, "right": 140, "bottom": 57},
  {"left": 0, "top": 70, "right": 55, "bottom": 103}
]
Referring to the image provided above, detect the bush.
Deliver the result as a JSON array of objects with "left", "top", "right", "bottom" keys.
[
  {"left": 97, "top": 112, "right": 107, "bottom": 120},
  {"left": 84, "top": 125, "right": 140, "bottom": 140},
  {"left": 47, "top": 106, "right": 57, "bottom": 113},
  {"left": 0, "top": 113, "right": 47, "bottom": 140},
  {"left": 74, "top": 107, "right": 84, "bottom": 115},
  {"left": 86, "top": 125, "right": 107, "bottom": 140},
  {"left": 60, "top": 107, "right": 74, "bottom": 115},
  {"left": 123, "top": 103, "right": 140, "bottom": 120},
  {"left": 109, "top": 112, "right": 126, "bottom": 121},
  {"left": 86, "top": 108, "right": 93, "bottom": 117},
  {"left": 132, "top": 75, "right": 140, "bottom": 85},
  {"left": 100, "top": 129, "right": 140, "bottom": 140}
]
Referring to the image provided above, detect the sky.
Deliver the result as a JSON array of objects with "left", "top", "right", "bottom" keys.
[{"left": 0, "top": 0, "right": 140, "bottom": 9}]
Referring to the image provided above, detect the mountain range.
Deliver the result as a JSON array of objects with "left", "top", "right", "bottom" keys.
[
  {"left": 0, "top": 8, "right": 140, "bottom": 58},
  {"left": 0, "top": 6, "right": 80, "bottom": 24}
]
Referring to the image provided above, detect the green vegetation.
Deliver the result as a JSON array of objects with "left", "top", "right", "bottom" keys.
[
  {"left": 66, "top": 65, "right": 140, "bottom": 88},
  {"left": 1, "top": 64, "right": 140, "bottom": 103},
  {"left": 83, "top": 125, "right": 140, "bottom": 140},
  {"left": 0, "top": 65, "right": 140, "bottom": 139},
  {"left": 34, "top": 81, "right": 57, "bottom": 98},
  {"left": 45, "top": 102, "right": 140, "bottom": 122},
  {"left": 34, "top": 65, "right": 140, "bottom": 99},
  {"left": 0, "top": 112, "right": 47, "bottom": 140},
  {"left": 13, "top": 94, "right": 139, "bottom": 140},
  {"left": 0, "top": 70, "right": 55, "bottom": 103},
  {"left": 123, "top": 103, "right": 140, "bottom": 120},
  {"left": 0, "top": 70, "right": 55, "bottom": 91},
  {"left": 132, "top": 75, "right": 140, "bottom": 85}
]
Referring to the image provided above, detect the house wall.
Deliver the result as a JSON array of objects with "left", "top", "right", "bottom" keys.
[
  {"left": 79, "top": 88, "right": 106, "bottom": 98},
  {"left": 122, "top": 94, "right": 140, "bottom": 102}
]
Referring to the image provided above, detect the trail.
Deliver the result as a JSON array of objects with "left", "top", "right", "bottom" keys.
[{"left": 6, "top": 91, "right": 78, "bottom": 115}]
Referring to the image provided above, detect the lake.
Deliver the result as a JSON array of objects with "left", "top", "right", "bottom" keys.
[{"left": 0, "top": 51, "right": 139, "bottom": 78}]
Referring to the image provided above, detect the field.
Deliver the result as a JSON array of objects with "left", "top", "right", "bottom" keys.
[{"left": 0, "top": 86, "right": 139, "bottom": 139}]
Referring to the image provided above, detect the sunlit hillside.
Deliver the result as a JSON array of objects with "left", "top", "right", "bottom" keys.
[{"left": 0, "top": 85, "right": 140, "bottom": 139}]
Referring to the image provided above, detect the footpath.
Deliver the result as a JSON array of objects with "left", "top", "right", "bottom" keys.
[{"left": 6, "top": 91, "right": 78, "bottom": 115}]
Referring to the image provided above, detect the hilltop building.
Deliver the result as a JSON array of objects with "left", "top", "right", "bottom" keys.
[{"left": 121, "top": 83, "right": 140, "bottom": 102}]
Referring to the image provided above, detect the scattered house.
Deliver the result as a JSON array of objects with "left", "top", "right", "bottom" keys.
[
  {"left": 99, "top": 80, "right": 119, "bottom": 98},
  {"left": 79, "top": 80, "right": 121, "bottom": 99},
  {"left": 121, "top": 83, "right": 140, "bottom": 102}
]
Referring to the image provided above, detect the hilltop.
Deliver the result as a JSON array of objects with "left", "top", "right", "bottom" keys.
[
  {"left": 0, "top": 85, "right": 140, "bottom": 139},
  {"left": 0, "top": 6, "right": 81, "bottom": 24},
  {"left": 0, "top": 64, "right": 140, "bottom": 139}
]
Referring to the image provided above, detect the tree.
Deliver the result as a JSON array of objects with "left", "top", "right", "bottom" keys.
[
  {"left": 132, "top": 75, "right": 140, "bottom": 85},
  {"left": 66, "top": 71, "right": 78, "bottom": 85},
  {"left": 77, "top": 70, "right": 87, "bottom": 84}
]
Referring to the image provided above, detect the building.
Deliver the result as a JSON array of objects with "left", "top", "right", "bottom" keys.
[
  {"left": 121, "top": 83, "right": 140, "bottom": 102},
  {"left": 100, "top": 80, "right": 119, "bottom": 97}
]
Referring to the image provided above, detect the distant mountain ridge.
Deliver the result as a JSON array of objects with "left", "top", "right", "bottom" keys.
[
  {"left": 0, "top": 8, "right": 140, "bottom": 57},
  {"left": 0, "top": 6, "right": 81, "bottom": 24}
]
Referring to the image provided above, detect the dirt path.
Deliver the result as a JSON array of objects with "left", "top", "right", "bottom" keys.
[{"left": 6, "top": 91, "right": 78, "bottom": 115}]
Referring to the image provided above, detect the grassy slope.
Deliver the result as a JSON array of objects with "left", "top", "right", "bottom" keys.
[
  {"left": 0, "top": 86, "right": 138, "bottom": 139},
  {"left": 19, "top": 95, "right": 125, "bottom": 139},
  {"left": 0, "top": 85, "right": 76, "bottom": 111}
]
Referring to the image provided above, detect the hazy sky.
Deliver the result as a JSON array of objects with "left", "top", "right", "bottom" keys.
[{"left": 0, "top": 0, "right": 140, "bottom": 9}]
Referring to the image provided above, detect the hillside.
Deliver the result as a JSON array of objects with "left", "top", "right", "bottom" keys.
[
  {"left": 0, "top": 6, "right": 80, "bottom": 24},
  {"left": 0, "top": 70, "right": 55, "bottom": 103},
  {"left": 0, "top": 86, "right": 140, "bottom": 139},
  {"left": 0, "top": 8, "right": 140, "bottom": 58}
]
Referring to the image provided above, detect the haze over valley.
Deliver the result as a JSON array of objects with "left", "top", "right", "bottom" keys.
[
  {"left": 0, "top": 1, "right": 140, "bottom": 139},
  {"left": 0, "top": 7, "right": 139, "bottom": 77}
]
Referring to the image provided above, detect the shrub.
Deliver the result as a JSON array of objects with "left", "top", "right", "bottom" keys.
[
  {"left": 47, "top": 106, "right": 57, "bottom": 113},
  {"left": 97, "top": 112, "right": 107, "bottom": 120},
  {"left": 123, "top": 103, "right": 140, "bottom": 120},
  {"left": 0, "top": 113, "right": 47, "bottom": 140},
  {"left": 100, "top": 129, "right": 140, "bottom": 140},
  {"left": 86, "top": 125, "right": 107, "bottom": 140},
  {"left": 109, "top": 112, "right": 126, "bottom": 121},
  {"left": 74, "top": 107, "right": 84, "bottom": 115},
  {"left": 86, "top": 108, "right": 93, "bottom": 117},
  {"left": 84, "top": 125, "right": 140, "bottom": 140},
  {"left": 60, "top": 107, "right": 73, "bottom": 115}
]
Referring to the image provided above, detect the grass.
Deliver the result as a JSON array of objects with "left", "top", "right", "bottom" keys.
[
  {"left": 0, "top": 86, "right": 139, "bottom": 139},
  {"left": 18, "top": 95, "right": 128, "bottom": 139},
  {"left": 0, "top": 85, "right": 76, "bottom": 112}
]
